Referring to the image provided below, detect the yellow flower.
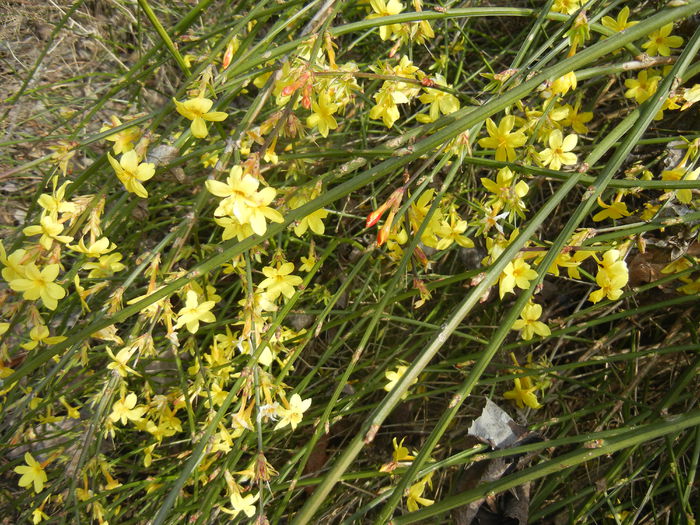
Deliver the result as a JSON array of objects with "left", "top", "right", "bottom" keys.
[
  {"left": 481, "top": 166, "right": 530, "bottom": 218},
  {"left": 294, "top": 208, "right": 329, "bottom": 236},
  {"left": 173, "top": 97, "right": 228, "bottom": 138},
  {"left": 380, "top": 436, "right": 416, "bottom": 473},
  {"left": 478, "top": 116, "right": 527, "bottom": 162},
  {"left": 499, "top": 258, "right": 537, "bottom": 299},
  {"left": 681, "top": 84, "right": 700, "bottom": 111},
  {"left": 23, "top": 215, "right": 73, "bottom": 250},
  {"left": 300, "top": 254, "right": 316, "bottom": 272},
  {"left": 307, "top": 92, "right": 339, "bottom": 138},
  {"left": 549, "top": 71, "right": 577, "bottom": 97},
  {"left": 601, "top": 7, "right": 637, "bottom": 33},
  {"left": 512, "top": 302, "right": 551, "bottom": 340},
  {"left": 406, "top": 478, "right": 434, "bottom": 512},
  {"left": 258, "top": 262, "right": 303, "bottom": 300},
  {"left": 661, "top": 166, "right": 699, "bottom": 204},
  {"left": 539, "top": 129, "right": 578, "bottom": 170},
  {"left": 417, "top": 74, "right": 460, "bottom": 122},
  {"left": 14, "top": 453, "right": 48, "bottom": 493},
  {"left": 551, "top": 0, "right": 580, "bottom": 15},
  {"left": 589, "top": 249, "right": 629, "bottom": 303},
  {"left": 592, "top": 196, "right": 632, "bottom": 222},
  {"left": 37, "top": 180, "right": 76, "bottom": 217},
  {"left": 83, "top": 253, "right": 126, "bottom": 278},
  {"left": 109, "top": 392, "right": 146, "bottom": 425},
  {"left": 384, "top": 364, "right": 417, "bottom": 399},
  {"left": 106, "top": 346, "right": 141, "bottom": 377},
  {"left": 100, "top": 115, "right": 141, "bottom": 154},
  {"left": 504, "top": 377, "right": 542, "bottom": 409},
  {"left": 369, "top": 87, "right": 402, "bottom": 128},
  {"left": 0, "top": 247, "right": 31, "bottom": 283},
  {"left": 8, "top": 263, "right": 66, "bottom": 310},
  {"left": 434, "top": 213, "right": 474, "bottom": 250},
  {"left": 367, "top": 0, "right": 405, "bottom": 41},
  {"left": 21, "top": 324, "right": 66, "bottom": 350},
  {"left": 274, "top": 393, "right": 311, "bottom": 430},
  {"left": 221, "top": 490, "right": 259, "bottom": 518},
  {"left": 31, "top": 506, "right": 49, "bottom": 524},
  {"left": 107, "top": 150, "right": 155, "bottom": 198},
  {"left": 560, "top": 101, "right": 593, "bottom": 134},
  {"left": 206, "top": 165, "right": 284, "bottom": 236},
  {"left": 69, "top": 237, "right": 116, "bottom": 258},
  {"left": 174, "top": 290, "right": 216, "bottom": 334},
  {"left": 642, "top": 23, "right": 683, "bottom": 57},
  {"left": 624, "top": 70, "right": 660, "bottom": 104},
  {"left": 214, "top": 216, "right": 255, "bottom": 241}
]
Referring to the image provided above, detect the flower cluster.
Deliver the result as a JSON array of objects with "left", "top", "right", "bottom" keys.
[{"left": 207, "top": 165, "right": 284, "bottom": 239}]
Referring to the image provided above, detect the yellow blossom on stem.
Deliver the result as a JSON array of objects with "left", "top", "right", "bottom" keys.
[
  {"left": 661, "top": 166, "right": 699, "bottom": 204},
  {"left": 504, "top": 377, "right": 542, "bottom": 409},
  {"left": 589, "top": 249, "right": 629, "bottom": 303},
  {"left": 69, "top": 237, "right": 116, "bottom": 258},
  {"left": 539, "top": 129, "right": 578, "bottom": 170},
  {"left": 417, "top": 74, "right": 460, "bottom": 122},
  {"left": 592, "top": 196, "right": 632, "bottom": 222},
  {"left": 642, "top": 23, "right": 683, "bottom": 57},
  {"left": 100, "top": 115, "right": 140, "bottom": 154},
  {"left": 83, "top": 253, "right": 126, "bottom": 279},
  {"left": 23, "top": 215, "right": 73, "bottom": 251},
  {"left": 499, "top": 258, "right": 537, "bottom": 299},
  {"left": 14, "top": 453, "right": 48, "bottom": 493},
  {"left": 681, "top": 84, "right": 700, "bottom": 111},
  {"left": 106, "top": 346, "right": 141, "bottom": 377},
  {"left": 32, "top": 505, "right": 49, "bottom": 524},
  {"left": 549, "top": 71, "right": 577, "bottom": 97},
  {"left": 380, "top": 436, "right": 415, "bottom": 473},
  {"left": 258, "top": 262, "right": 303, "bottom": 300},
  {"left": 109, "top": 392, "right": 146, "bottom": 425},
  {"left": 406, "top": 477, "right": 434, "bottom": 512},
  {"left": 512, "top": 302, "right": 551, "bottom": 340},
  {"left": 561, "top": 101, "right": 593, "bottom": 134},
  {"left": 551, "top": 0, "right": 580, "bottom": 15},
  {"left": 174, "top": 290, "right": 216, "bottom": 334},
  {"left": 300, "top": 244, "right": 317, "bottom": 272},
  {"left": 384, "top": 364, "right": 417, "bottom": 399},
  {"left": 274, "top": 393, "right": 311, "bottom": 430},
  {"left": 107, "top": 150, "right": 155, "bottom": 198},
  {"left": 601, "top": 7, "right": 637, "bottom": 34},
  {"left": 214, "top": 216, "right": 255, "bottom": 241},
  {"left": 624, "top": 70, "right": 661, "bottom": 104},
  {"left": 37, "top": 180, "right": 76, "bottom": 217},
  {"left": 369, "top": 87, "right": 402, "bottom": 128},
  {"left": 21, "top": 325, "right": 66, "bottom": 350},
  {"left": 481, "top": 166, "right": 530, "bottom": 218},
  {"left": 367, "top": 0, "right": 405, "bottom": 41},
  {"left": 221, "top": 490, "right": 259, "bottom": 518},
  {"left": 8, "top": 263, "right": 65, "bottom": 310},
  {"left": 307, "top": 92, "right": 339, "bottom": 138},
  {"left": 173, "top": 97, "right": 228, "bottom": 138},
  {"left": 478, "top": 115, "right": 527, "bottom": 162},
  {"left": 292, "top": 196, "right": 329, "bottom": 236},
  {"left": 206, "top": 165, "right": 284, "bottom": 236},
  {"left": 434, "top": 213, "right": 474, "bottom": 250}
]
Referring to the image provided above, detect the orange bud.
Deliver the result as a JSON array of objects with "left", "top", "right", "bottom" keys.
[
  {"left": 222, "top": 42, "right": 235, "bottom": 70},
  {"left": 367, "top": 187, "right": 405, "bottom": 229},
  {"left": 281, "top": 82, "right": 300, "bottom": 97},
  {"left": 366, "top": 202, "right": 390, "bottom": 228},
  {"left": 377, "top": 219, "right": 393, "bottom": 246},
  {"left": 377, "top": 205, "right": 400, "bottom": 247}
]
